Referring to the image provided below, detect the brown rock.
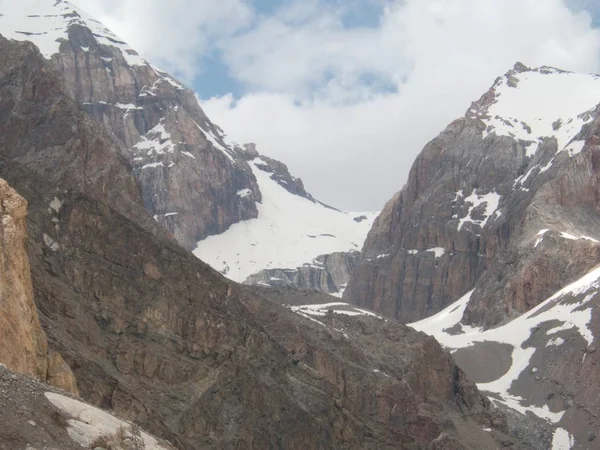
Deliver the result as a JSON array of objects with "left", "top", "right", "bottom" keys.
[
  {"left": 0, "top": 179, "right": 46, "bottom": 379},
  {"left": 0, "top": 178, "right": 76, "bottom": 395},
  {"left": 46, "top": 351, "right": 79, "bottom": 396}
]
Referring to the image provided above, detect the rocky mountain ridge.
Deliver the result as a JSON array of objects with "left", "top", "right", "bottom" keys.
[
  {"left": 345, "top": 62, "right": 600, "bottom": 325},
  {"left": 0, "top": 0, "right": 377, "bottom": 291}
]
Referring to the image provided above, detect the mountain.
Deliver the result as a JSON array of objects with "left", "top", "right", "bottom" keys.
[
  {"left": 0, "top": 0, "right": 376, "bottom": 290},
  {"left": 0, "top": 6, "right": 527, "bottom": 450},
  {"left": 341, "top": 62, "right": 600, "bottom": 449},
  {"left": 345, "top": 63, "right": 600, "bottom": 324},
  {"left": 192, "top": 155, "right": 376, "bottom": 282}
]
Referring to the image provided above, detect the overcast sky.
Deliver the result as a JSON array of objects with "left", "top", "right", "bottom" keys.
[{"left": 74, "top": 0, "right": 600, "bottom": 211}]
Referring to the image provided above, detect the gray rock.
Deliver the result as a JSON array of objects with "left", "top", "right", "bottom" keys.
[{"left": 244, "top": 251, "right": 360, "bottom": 295}]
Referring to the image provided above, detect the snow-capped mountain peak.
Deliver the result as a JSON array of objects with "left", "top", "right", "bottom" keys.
[
  {"left": 0, "top": 0, "right": 145, "bottom": 65},
  {"left": 468, "top": 62, "right": 600, "bottom": 156},
  {"left": 1, "top": 0, "right": 377, "bottom": 288}
]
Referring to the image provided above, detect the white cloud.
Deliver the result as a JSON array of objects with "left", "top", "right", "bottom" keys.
[
  {"left": 203, "top": 0, "right": 600, "bottom": 209},
  {"left": 72, "top": 0, "right": 600, "bottom": 209}
]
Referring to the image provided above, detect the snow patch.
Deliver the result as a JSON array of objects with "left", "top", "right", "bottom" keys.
[
  {"left": 44, "top": 392, "right": 169, "bottom": 449},
  {"left": 290, "top": 302, "right": 383, "bottom": 320},
  {"left": 546, "top": 337, "right": 565, "bottom": 347},
  {"left": 133, "top": 120, "right": 175, "bottom": 156},
  {"left": 552, "top": 427, "right": 575, "bottom": 450},
  {"left": 180, "top": 151, "right": 196, "bottom": 160},
  {"left": 457, "top": 190, "right": 501, "bottom": 231},
  {"left": 237, "top": 189, "right": 252, "bottom": 198},
  {"left": 426, "top": 247, "right": 446, "bottom": 258},
  {"left": 194, "top": 159, "right": 378, "bottom": 282}
]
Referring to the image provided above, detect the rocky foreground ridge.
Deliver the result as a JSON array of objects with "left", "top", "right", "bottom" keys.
[{"left": 0, "top": 32, "right": 527, "bottom": 449}]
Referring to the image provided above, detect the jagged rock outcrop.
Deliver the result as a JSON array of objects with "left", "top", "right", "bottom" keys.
[
  {"left": 243, "top": 148, "right": 319, "bottom": 201},
  {"left": 0, "top": 33, "right": 527, "bottom": 449},
  {"left": 0, "top": 179, "right": 77, "bottom": 395},
  {"left": 244, "top": 251, "right": 359, "bottom": 295},
  {"left": 345, "top": 63, "right": 600, "bottom": 326}
]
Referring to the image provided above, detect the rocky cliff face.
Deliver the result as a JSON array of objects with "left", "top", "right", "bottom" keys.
[
  {"left": 0, "top": 32, "right": 526, "bottom": 450},
  {"left": 1, "top": 0, "right": 339, "bottom": 251},
  {"left": 0, "top": 178, "right": 77, "bottom": 395},
  {"left": 345, "top": 63, "right": 600, "bottom": 326},
  {"left": 244, "top": 251, "right": 359, "bottom": 296},
  {"left": 0, "top": 33, "right": 167, "bottom": 243}
]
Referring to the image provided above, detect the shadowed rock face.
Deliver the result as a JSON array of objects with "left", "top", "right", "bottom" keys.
[
  {"left": 0, "top": 178, "right": 77, "bottom": 395},
  {"left": 345, "top": 64, "right": 600, "bottom": 327},
  {"left": 0, "top": 35, "right": 525, "bottom": 450}
]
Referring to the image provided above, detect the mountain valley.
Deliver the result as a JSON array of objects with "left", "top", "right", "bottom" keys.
[{"left": 0, "top": 1, "right": 599, "bottom": 449}]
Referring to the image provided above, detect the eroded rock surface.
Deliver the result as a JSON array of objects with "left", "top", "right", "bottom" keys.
[
  {"left": 0, "top": 364, "right": 174, "bottom": 450},
  {"left": 0, "top": 179, "right": 76, "bottom": 394}
]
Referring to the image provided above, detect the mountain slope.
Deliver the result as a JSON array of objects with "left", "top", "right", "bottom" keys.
[
  {"left": 410, "top": 265, "right": 600, "bottom": 450},
  {"left": 0, "top": 365, "right": 175, "bottom": 450},
  {"left": 0, "top": 0, "right": 375, "bottom": 284},
  {"left": 193, "top": 154, "right": 376, "bottom": 282},
  {"left": 344, "top": 63, "right": 600, "bottom": 324}
]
